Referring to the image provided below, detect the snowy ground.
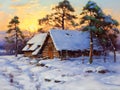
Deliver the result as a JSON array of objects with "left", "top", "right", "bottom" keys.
[{"left": 0, "top": 52, "right": 120, "bottom": 90}]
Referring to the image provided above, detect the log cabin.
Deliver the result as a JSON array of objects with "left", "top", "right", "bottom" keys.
[{"left": 22, "top": 30, "right": 103, "bottom": 59}]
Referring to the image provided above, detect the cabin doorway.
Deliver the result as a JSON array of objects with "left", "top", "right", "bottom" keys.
[{"left": 48, "top": 44, "right": 54, "bottom": 59}]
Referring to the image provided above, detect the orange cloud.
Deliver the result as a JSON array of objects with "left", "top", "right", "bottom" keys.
[
  {"left": 0, "top": 0, "right": 49, "bottom": 32},
  {"left": 0, "top": 11, "right": 12, "bottom": 31},
  {"left": 12, "top": 4, "right": 49, "bottom": 32}
]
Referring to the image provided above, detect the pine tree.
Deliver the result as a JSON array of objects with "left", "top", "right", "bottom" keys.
[
  {"left": 5, "top": 16, "right": 24, "bottom": 57},
  {"left": 39, "top": 0, "right": 77, "bottom": 30},
  {"left": 52, "top": 0, "right": 76, "bottom": 30},
  {"left": 100, "top": 15, "right": 119, "bottom": 62},
  {"left": 80, "top": 1, "right": 119, "bottom": 63},
  {"left": 80, "top": 1, "right": 100, "bottom": 63}
]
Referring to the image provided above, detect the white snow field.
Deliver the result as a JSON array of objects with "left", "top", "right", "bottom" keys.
[{"left": 0, "top": 52, "right": 120, "bottom": 90}]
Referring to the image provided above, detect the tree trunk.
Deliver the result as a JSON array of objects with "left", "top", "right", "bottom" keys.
[
  {"left": 103, "top": 48, "right": 107, "bottom": 63},
  {"left": 89, "top": 31, "right": 93, "bottom": 64},
  {"left": 108, "top": 36, "right": 116, "bottom": 62},
  {"left": 110, "top": 40, "right": 116, "bottom": 62},
  {"left": 15, "top": 25, "right": 18, "bottom": 57}
]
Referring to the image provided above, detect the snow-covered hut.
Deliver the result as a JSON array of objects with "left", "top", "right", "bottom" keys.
[
  {"left": 22, "top": 30, "right": 102, "bottom": 59},
  {"left": 22, "top": 33, "right": 47, "bottom": 57}
]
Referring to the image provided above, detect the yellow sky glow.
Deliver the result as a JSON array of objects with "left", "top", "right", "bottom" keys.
[
  {"left": 0, "top": 0, "right": 120, "bottom": 32},
  {"left": 0, "top": 0, "right": 49, "bottom": 32}
]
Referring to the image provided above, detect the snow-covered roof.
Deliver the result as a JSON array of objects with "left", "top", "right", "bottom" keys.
[
  {"left": 32, "top": 47, "right": 41, "bottom": 55},
  {"left": 22, "top": 45, "right": 29, "bottom": 51},
  {"left": 50, "top": 30, "right": 102, "bottom": 51},
  {"left": 29, "top": 44, "right": 38, "bottom": 51},
  {"left": 27, "top": 33, "right": 47, "bottom": 45},
  {"left": 23, "top": 29, "right": 102, "bottom": 55},
  {"left": 22, "top": 33, "right": 47, "bottom": 54}
]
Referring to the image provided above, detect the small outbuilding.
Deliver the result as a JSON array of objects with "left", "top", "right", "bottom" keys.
[
  {"left": 22, "top": 30, "right": 102, "bottom": 59},
  {"left": 22, "top": 33, "right": 47, "bottom": 57}
]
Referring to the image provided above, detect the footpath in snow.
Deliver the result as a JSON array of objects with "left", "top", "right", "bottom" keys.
[{"left": 0, "top": 52, "right": 120, "bottom": 90}]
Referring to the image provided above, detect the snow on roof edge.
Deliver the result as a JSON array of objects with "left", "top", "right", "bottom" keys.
[
  {"left": 22, "top": 33, "right": 47, "bottom": 52},
  {"left": 32, "top": 34, "right": 48, "bottom": 55}
]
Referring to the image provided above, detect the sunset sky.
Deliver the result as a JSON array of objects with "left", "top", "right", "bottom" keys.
[{"left": 0, "top": 0, "right": 120, "bottom": 32}]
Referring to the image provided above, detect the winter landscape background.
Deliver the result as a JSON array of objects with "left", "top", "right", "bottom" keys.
[{"left": 0, "top": 0, "right": 120, "bottom": 90}]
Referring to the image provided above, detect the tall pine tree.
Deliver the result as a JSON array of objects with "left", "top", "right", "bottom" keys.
[
  {"left": 80, "top": 1, "right": 119, "bottom": 63},
  {"left": 39, "top": 0, "right": 77, "bottom": 30},
  {"left": 52, "top": 0, "right": 76, "bottom": 30},
  {"left": 5, "top": 16, "right": 24, "bottom": 56}
]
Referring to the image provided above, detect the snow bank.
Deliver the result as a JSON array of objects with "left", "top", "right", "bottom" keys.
[{"left": 0, "top": 53, "right": 120, "bottom": 90}]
